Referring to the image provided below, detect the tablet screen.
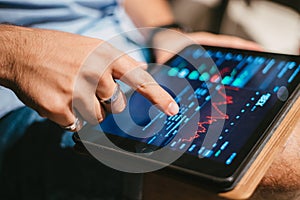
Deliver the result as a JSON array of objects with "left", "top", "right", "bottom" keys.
[{"left": 90, "top": 45, "right": 299, "bottom": 180}]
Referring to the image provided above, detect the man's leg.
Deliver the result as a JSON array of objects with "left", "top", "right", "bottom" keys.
[{"left": 0, "top": 107, "right": 127, "bottom": 200}]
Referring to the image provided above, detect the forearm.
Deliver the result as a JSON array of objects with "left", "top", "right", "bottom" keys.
[
  {"left": 0, "top": 25, "right": 18, "bottom": 87},
  {"left": 0, "top": 25, "right": 38, "bottom": 89}
]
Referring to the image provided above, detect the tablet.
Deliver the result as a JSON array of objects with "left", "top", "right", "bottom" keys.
[{"left": 74, "top": 45, "right": 300, "bottom": 196}]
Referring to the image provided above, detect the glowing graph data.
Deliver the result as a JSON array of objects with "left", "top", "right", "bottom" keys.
[
  {"left": 181, "top": 85, "right": 239, "bottom": 143},
  {"left": 98, "top": 46, "right": 299, "bottom": 166}
]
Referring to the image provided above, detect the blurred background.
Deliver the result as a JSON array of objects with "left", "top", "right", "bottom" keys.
[{"left": 171, "top": 0, "right": 299, "bottom": 55}]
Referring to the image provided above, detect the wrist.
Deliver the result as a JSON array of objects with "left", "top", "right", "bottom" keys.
[
  {"left": 145, "top": 23, "right": 186, "bottom": 62},
  {"left": 146, "top": 23, "right": 185, "bottom": 45}
]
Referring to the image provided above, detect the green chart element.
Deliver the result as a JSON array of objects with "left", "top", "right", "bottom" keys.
[
  {"left": 188, "top": 70, "right": 200, "bottom": 80},
  {"left": 221, "top": 76, "right": 233, "bottom": 85},
  {"left": 199, "top": 72, "right": 210, "bottom": 82},
  {"left": 168, "top": 67, "right": 179, "bottom": 77},
  {"left": 209, "top": 65, "right": 218, "bottom": 74},
  {"left": 198, "top": 64, "right": 207, "bottom": 73}
]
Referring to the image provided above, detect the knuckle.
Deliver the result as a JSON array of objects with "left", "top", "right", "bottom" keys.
[
  {"left": 53, "top": 103, "right": 69, "bottom": 116},
  {"left": 112, "top": 104, "right": 126, "bottom": 114},
  {"left": 46, "top": 101, "right": 72, "bottom": 120}
]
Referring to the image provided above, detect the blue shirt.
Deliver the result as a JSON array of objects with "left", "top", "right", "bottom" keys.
[{"left": 0, "top": 0, "right": 144, "bottom": 119}]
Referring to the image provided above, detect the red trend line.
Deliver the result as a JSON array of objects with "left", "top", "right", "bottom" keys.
[
  {"left": 182, "top": 85, "right": 239, "bottom": 142},
  {"left": 220, "top": 67, "right": 231, "bottom": 76},
  {"left": 182, "top": 133, "right": 200, "bottom": 142}
]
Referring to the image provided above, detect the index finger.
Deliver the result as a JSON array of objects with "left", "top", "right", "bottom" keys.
[{"left": 112, "top": 56, "right": 179, "bottom": 116}]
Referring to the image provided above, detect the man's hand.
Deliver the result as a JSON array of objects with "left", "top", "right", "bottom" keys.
[
  {"left": 0, "top": 25, "right": 179, "bottom": 128},
  {"left": 151, "top": 29, "right": 263, "bottom": 63}
]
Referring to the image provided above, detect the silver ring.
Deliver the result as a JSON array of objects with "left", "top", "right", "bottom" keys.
[
  {"left": 61, "top": 117, "right": 84, "bottom": 132},
  {"left": 100, "top": 83, "right": 121, "bottom": 104}
]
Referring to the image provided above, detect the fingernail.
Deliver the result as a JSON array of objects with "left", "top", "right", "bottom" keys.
[{"left": 167, "top": 102, "right": 179, "bottom": 116}]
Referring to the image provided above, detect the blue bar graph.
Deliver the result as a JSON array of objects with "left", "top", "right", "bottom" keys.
[
  {"left": 232, "top": 57, "right": 265, "bottom": 88},
  {"left": 288, "top": 65, "right": 300, "bottom": 83},
  {"left": 262, "top": 59, "right": 275, "bottom": 74}
]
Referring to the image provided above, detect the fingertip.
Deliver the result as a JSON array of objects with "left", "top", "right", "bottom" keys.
[
  {"left": 94, "top": 96, "right": 106, "bottom": 124},
  {"left": 167, "top": 101, "right": 179, "bottom": 116}
]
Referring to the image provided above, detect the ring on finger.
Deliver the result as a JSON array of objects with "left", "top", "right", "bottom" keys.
[
  {"left": 60, "top": 117, "right": 84, "bottom": 132},
  {"left": 99, "top": 83, "right": 121, "bottom": 105}
]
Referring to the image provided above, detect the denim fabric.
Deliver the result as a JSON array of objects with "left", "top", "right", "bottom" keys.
[
  {"left": 0, "top": 107, "right": 43, "bottom": 166},
  {"left": 0, "top": 107, "right": 126, "bottom": 200}
]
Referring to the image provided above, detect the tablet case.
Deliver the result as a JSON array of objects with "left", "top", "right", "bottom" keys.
[{"left": 219, "top": 96, "right": 300, "bottom": 199}]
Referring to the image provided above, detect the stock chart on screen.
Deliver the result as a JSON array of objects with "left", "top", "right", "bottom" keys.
[{"left": 99, "top": 46, "right": 300, "bottom": 165}]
